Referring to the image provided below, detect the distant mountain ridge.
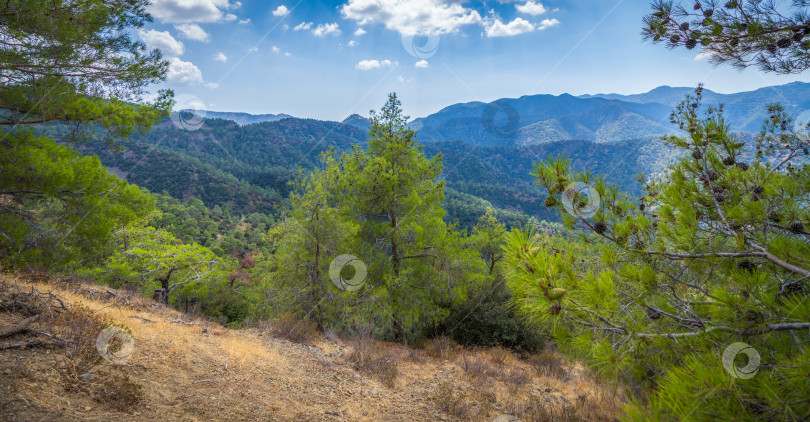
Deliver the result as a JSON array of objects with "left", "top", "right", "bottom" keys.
[
  {"left": 184, "top": 110, "right": 293, "bottom": 126},
  {"left": 409, "top": 81, "right": 810, "bottom": 146},
  {"left": 578, "top": 81, "right": 810, "bottom": 133}
]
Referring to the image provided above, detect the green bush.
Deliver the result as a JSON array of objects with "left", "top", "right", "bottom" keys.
[
  {"left": 200, "top": 289, "right": 251, "bottom": 326},
  {"left": 437, "top": 276, "right": 546, "bottom": 353}
]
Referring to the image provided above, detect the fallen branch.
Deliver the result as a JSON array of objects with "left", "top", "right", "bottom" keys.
[
  {"left": 169, "top": 319, "right": 205, "bottom": 327},
  {"left": 0, "top": 313, "right": 40, "bottom": 338},
  {"left": 129, "top": 315, "right": 155, "bottom": 323},
  {"left": 106, "top": 289, "right": 131, "bottom": 305},
  {"left": 0, "top": 340, "right": 52, "bottom": 351}
]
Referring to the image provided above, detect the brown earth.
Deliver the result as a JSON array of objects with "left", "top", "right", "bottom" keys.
[{"left": 0, "top": 273, "right": 624, "bottom": 421}]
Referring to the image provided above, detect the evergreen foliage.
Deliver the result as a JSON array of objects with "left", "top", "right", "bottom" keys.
[
  {"left": 263, "top": 94, "right": 488, "bottom": 340},
  {"left": 504, "top": 87, "right": 809, "bottom": 420},
  {"left": 645, "top": 0, "right": 810, "bottom": 74}
]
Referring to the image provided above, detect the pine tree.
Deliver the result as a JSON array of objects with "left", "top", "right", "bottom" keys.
[
  {"left": 0, "top": 0, "right": 171, "bottom": 267},
  {"left": 504, "top": 87, "right": 809, "bottom": 420},
  {"left": 265, "top": 94, "right": 485, "bottom": 339},
  {"left": 644, "top": 0, "right": 810, "bottom": 74}
]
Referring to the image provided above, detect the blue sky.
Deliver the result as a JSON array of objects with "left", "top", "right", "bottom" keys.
[{"left": 140, "top": 0, "right": 810, "bottom": 121}]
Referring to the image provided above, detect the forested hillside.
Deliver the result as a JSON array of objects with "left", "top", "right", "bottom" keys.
[{"left": 2, "top": 0, "right": 808, "bottom": 421}]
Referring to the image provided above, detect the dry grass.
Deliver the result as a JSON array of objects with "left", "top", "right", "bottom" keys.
[
  {"left": 347, "top": 325, "right": 399, "bottom": 388},
  {"left": 432, "top": 381, "right": 468, "bottom": 418},
  {"left": 258, "top": 312, "right": 319, "bottom": 344},
  {"left": 0, "top": 272, "right": 625, "bottom": 421},
  {"left": 419, "top": 336, "right": 458, "bottom": 360}
]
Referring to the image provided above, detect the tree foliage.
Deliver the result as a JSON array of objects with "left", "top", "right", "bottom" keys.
[
  {"left": 0, "top": 0, "right": 171, "bottom": 133},
  {"left": 644, "top": 0, "right": 810, "bottom": 73},
  {"left": 263, "top": 94, "right": 487, "bottom": 340},
  {"left": 83, "top": 224, "right": 235, "bottom": 305},
  {"left": 0, "top": 0, "right": 171, "bottom": 268},
  {"left": 0, "top": 131, "right": 154, "bottom": 266},
  {"left": 504, "top": 87, "right": 809, "bottom": 420}
]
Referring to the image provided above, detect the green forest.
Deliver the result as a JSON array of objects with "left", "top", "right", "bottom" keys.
[{"left": 1, "top": 0, "right": 808, "bottom": 421}]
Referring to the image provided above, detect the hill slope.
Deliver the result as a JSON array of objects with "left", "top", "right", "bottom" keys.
[{"left": 0, "top": 274, "right": 622, "bottom": 421}]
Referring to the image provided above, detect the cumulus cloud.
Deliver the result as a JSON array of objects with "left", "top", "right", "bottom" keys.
[
  {"left": 484, "top": 17, "right": 535, "bottom": 37},
  {"left": 356, "top": 59, "right": 398, "bottom": 70},
  {"left": 272, "top": 45, "right": 281, "bottom": 53},
  {"left": 293, "top": 22, "right": 312, "bottom": 31},
  {"left": 354, "top": 28, "right": 367, "bottom": 36},
  {"left": 415, "top": 59, "right": 429, "bottom": 68},
  {"left": 537, "top": 18, "right": 560, "bottom": 30},
  {"left": 515, "top": 1, "right": 547, "bottom": 16},
  {"left": 273, "top": 5, "right": 289, "bottom": 16},
  {"left": 174, "top": 23, "right": 210, "bottom": 42},
  {"left": 313, "top": 23, "right": 341, "bottom": 37},
  {"left": 224, "top": 13, "right": 237, "bottom": 21},
  {"left": 166, "top": 57, "right": 204, "bottom": 85},
  {"left": 238, "top": 18, "right": 251, "bottom": 24},
  {"left": 213, "top": 52, "right": 228, "bottom": 62},
  {"left": 340, "top": 0, "right": 482, "bottom": 36},
  {"left": 138, "top": 29, "right": 184, "bottom": 57},
  {"left": 348, "top": 40, "right": 357, "bottom": 47},
  {"left": 149, "top": 0, "right": 239, "bottom": 23}
]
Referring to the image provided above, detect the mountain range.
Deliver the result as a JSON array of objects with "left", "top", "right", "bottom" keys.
[{"left": 75, "top": 81, "right": 807, "bottom": 228}]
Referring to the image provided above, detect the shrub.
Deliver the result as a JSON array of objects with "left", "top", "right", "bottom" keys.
[
  {"left": 200, "top": 289, "right": 251, "bottom": 326},
  {"left": 420, "top": 336, "right": 458, "bottom": 360},
  {"left": 348, "top": 325, "right": 399, "bottom": 387},
  {"left": 432, "top": 382, "right": 468, "bottom": 418},
  {"left": 437, "top": 276, "right": 546, "bottom": 352},
  {"left": 267, "top": 313, "right": 319, "bottom": 344}
]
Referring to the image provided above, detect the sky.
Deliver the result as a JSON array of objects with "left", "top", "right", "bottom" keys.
[{"left": 140, "top": 0, "right": 810, "bottom": 121}]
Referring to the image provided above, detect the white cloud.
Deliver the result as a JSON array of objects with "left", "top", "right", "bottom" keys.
[
  {"left": 272, "top": 45, "right": 281, "bottom": 53},
  {"left": 273, "top": 5, "right": 289, "bottom": 16},
  {"left": 484, "top": 17, "right": 535, "bottom": 37},
  {"left": 313, "top": 23, "right": 341, "bottom": 37},
  {"left": 348, "top": 40, "right": 357, "bottom": 47},
  {"left": 285, "top": 52, "right": 292, "bottom": 57},
  {"left": 354, "top": 28, "right": 367, "bottom": 36},
  {"left": 515, "top": 1, "right": 547, "bottom": 16},
  {"left": 213, "top": 52, "right": 228, "bottom": 62},
  {"left": 283, "top": 24, "right": 290, "bottom": 30},
  {"left": 248, "top": 46, "right": 258, "bottom": 53},
  {"left": 340, "top": 0, "right": 482, "bottom": 36},
  {"left": 238, "top": 18, "right": 251, "bottom": 24},
  {"left": 356, "top": 59, "right": 398, "bottom": 70},
  {"left": 415, "top": 59, "right": 429, "bottom": 68},
  {"left": 538, "top": 18, "right": 560, "bottom": 30},
  {"left": 174, "top": 23, "right": 210, "bottom": 42},
  {"left": 694, "top": 50, "right": 715, "bottom": 61},
  {"left": 166, "top": 57, "right": 204, "bottom": 85},
  {"left": 293, "top": 22, "right": 312, "bottom": 31},
  {"left": 224, "top": 13, "right": 237, "bottom": 21},
  {"left": 138, "top": 29, "right": 185, "bottom": 57},
  {"left": 149, "top": 0, "right": 239, "bottom": 24},
  {"left": 204, "top": 82, "right": 219, "bottom": 89}
]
